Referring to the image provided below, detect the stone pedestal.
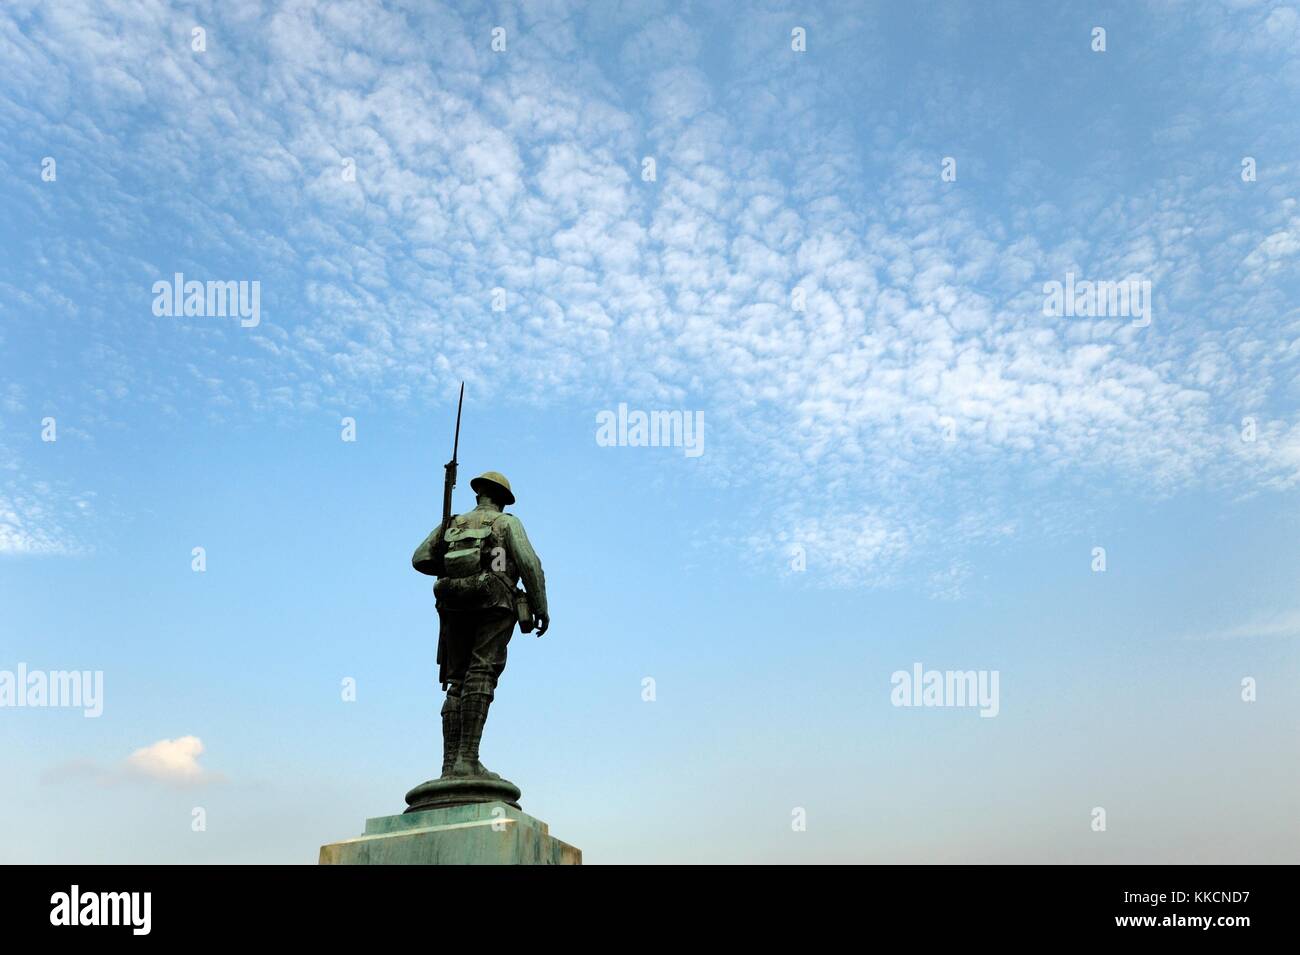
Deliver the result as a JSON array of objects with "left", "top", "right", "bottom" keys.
[{"left": 318, "top": 800, "right": 581, "bottom": 865}]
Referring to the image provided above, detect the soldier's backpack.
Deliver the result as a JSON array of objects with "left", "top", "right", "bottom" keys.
[
  {"left": 434, "top": 512, "right": 512, "bottom": 611},
  {"left": 441, "top": 512, "right": 498, "bottom": 579}
]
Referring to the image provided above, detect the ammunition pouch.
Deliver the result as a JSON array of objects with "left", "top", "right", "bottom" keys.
[{"left": 435, "top": 572, "right": 496, "bottom": 610}]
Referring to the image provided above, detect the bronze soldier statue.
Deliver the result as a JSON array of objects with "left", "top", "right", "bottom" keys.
[{"left": 411, "top": 470, "right": 549, "bottom": 780}]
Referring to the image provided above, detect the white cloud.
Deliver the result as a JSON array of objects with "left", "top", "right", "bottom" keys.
[
  {"left": 2, "top": 0, "right": 1298, "bottom": 584},
  {"left": 43, "top": 735, "right": 221, "bottom": 788},
  {"left": 0, "top": 481, "right": 92, "bottom": 556},
  {"left": 124, "top": 736, "right": 215, "bottom": 786}
]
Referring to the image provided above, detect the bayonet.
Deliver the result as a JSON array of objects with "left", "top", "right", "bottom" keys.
[{"left": 441, "top": 382, "right": 464, "bottom": 534}]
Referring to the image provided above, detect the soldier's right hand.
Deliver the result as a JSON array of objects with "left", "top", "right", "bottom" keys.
[{"left": 534, "top": 613, "right": 549, "bottom": 637}]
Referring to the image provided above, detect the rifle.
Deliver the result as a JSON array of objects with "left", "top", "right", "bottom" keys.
[
  {"left": 433, "top": 382, "right": 463, "bottom": 689},
  {"left": 440, "top": 382, "right": 465, "bottom": 546}
]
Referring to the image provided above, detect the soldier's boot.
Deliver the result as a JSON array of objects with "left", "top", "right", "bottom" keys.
[
  {"left": 439, "top": 693, "right": 461, "bottom": 778},
  {"left": 451, "top": 693, "right": 500, "bottom": 779}
]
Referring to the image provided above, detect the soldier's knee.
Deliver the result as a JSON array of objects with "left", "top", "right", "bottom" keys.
[{"left": 462, "top": 675, "right": 497, "bottom": 699}]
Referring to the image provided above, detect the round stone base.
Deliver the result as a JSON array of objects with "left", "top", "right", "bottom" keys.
[{"left": 404, "top": 776, "right": 522, "bottom": 814}]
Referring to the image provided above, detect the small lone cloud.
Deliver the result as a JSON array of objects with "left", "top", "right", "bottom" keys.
[
  {"left": 125, "top": 735, "right": 212, "bottom": 785},
  {"left": 43, "top": 735, "right": 221, "bottom": 788}
]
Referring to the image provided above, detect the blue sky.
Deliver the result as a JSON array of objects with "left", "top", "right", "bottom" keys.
[{"left": 1, "top": 0, "right": 1298, "bottom": 863}]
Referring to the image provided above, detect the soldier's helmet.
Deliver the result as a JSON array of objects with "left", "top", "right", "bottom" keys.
[{"left": 470, "top": 470, "right": 515, "bottom": 505}]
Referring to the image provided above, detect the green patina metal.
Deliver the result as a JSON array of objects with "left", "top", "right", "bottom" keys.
[{"left": 405, "top": 391, "right": 552, "bottom": 815}]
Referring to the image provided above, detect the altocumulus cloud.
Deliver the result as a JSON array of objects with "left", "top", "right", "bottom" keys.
[{"left": 1, "top": 0, "right": 1298, "bottom": 585}]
